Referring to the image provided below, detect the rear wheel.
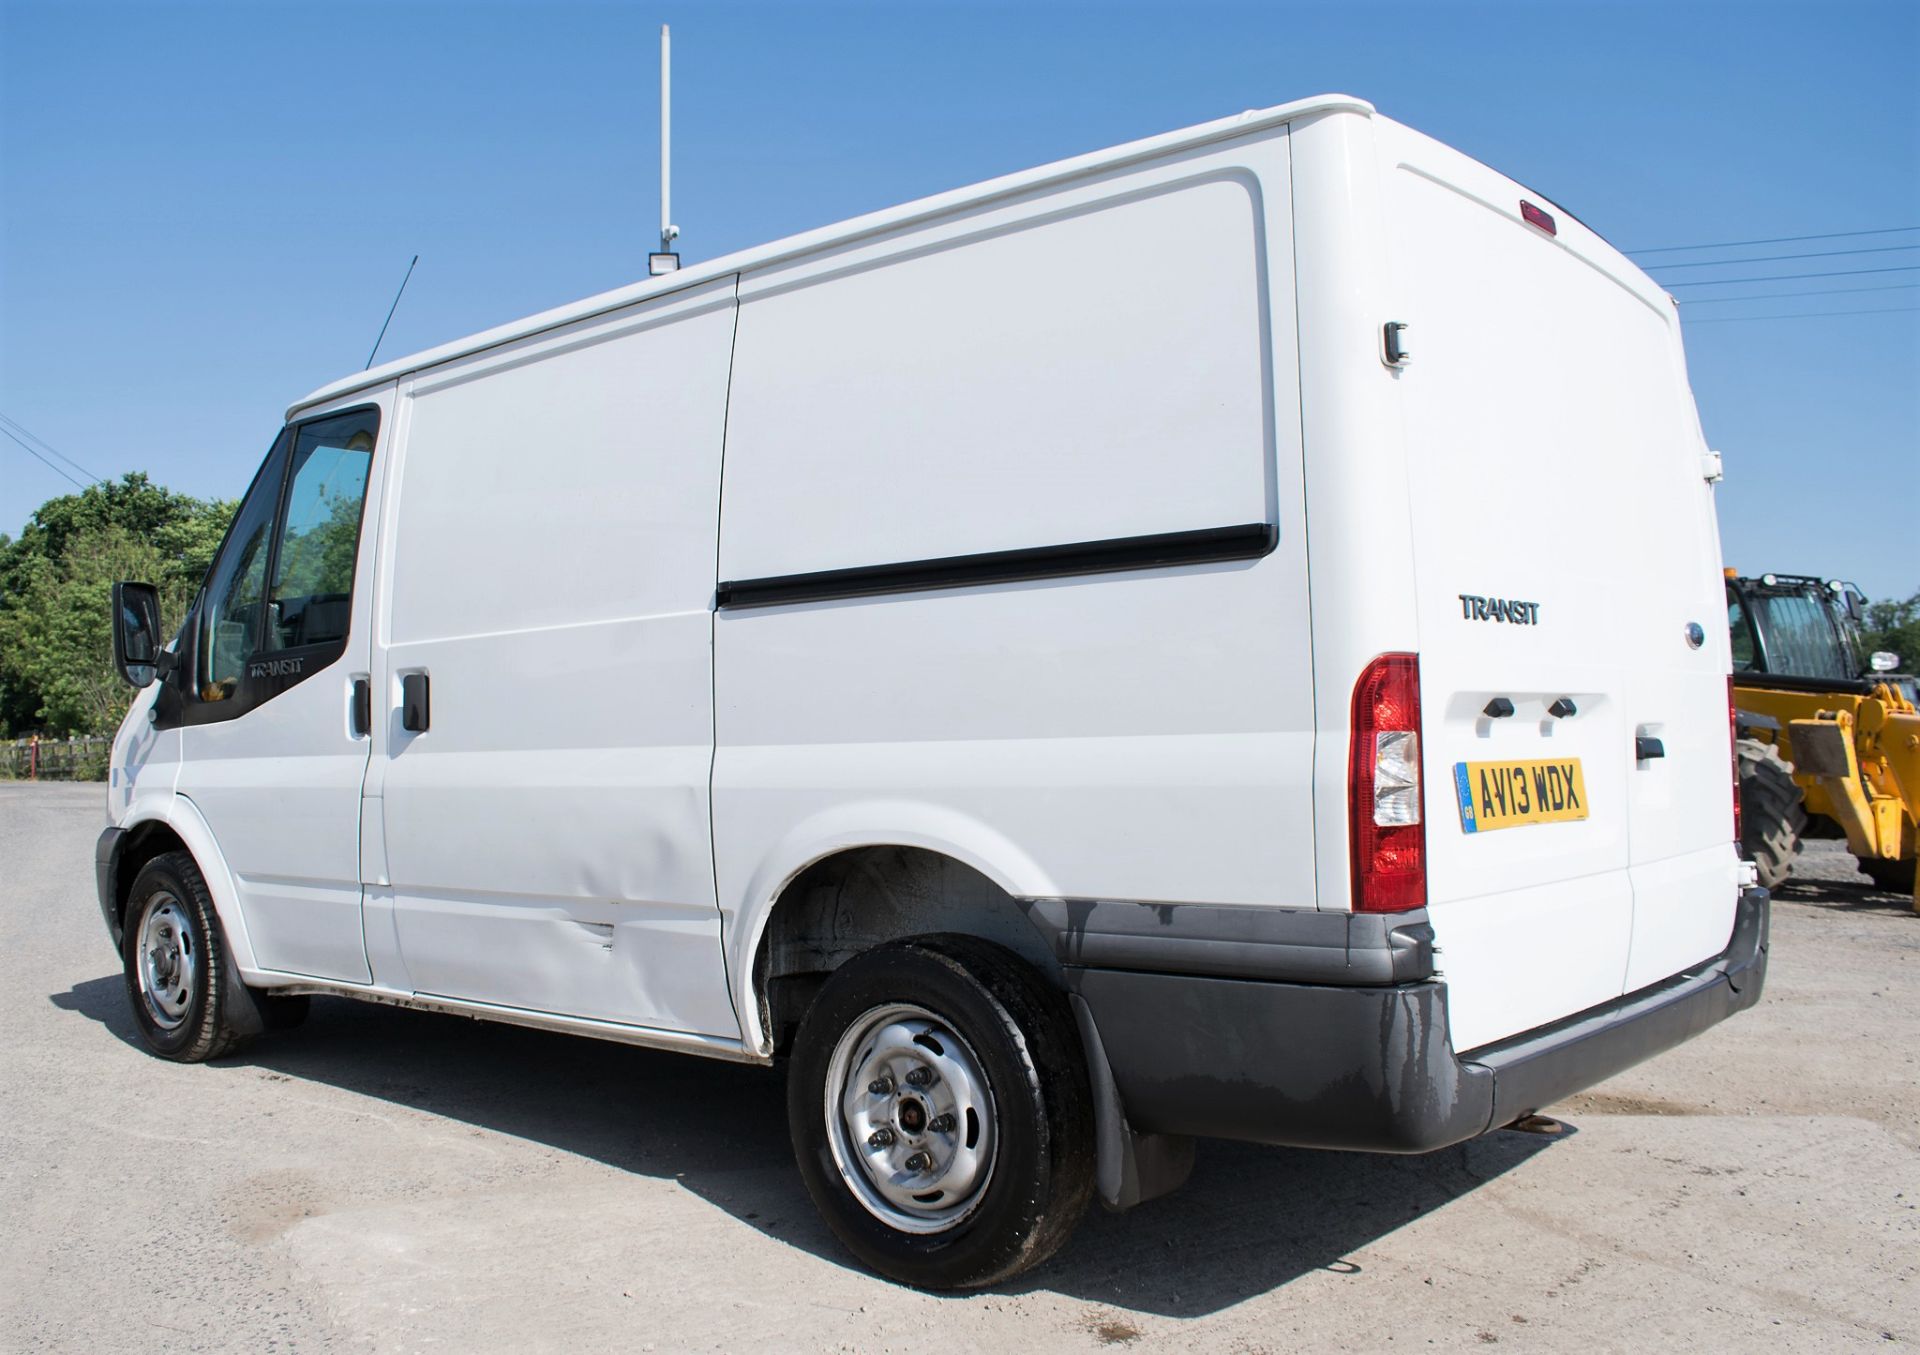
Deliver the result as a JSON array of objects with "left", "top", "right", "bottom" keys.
[
  {"left": 787, "top": 935, "right": 1094, "bottom": 1290},
  {"left": 1738, "top": 738, "right": 1805, "bottom": 891}
]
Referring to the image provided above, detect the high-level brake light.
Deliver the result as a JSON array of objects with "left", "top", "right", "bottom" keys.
[
  {"left": 1351, "top": 653, "right": 1427, "bottom": 914},
  {"left": 1520, "top": 201, "right": 1557, "bottom": 236}
]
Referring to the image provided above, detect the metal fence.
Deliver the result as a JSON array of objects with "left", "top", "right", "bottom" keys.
[{"left": 2, "top": 736, "right": 113, "bottom": 782}]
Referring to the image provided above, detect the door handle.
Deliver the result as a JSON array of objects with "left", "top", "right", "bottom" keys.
[
  {"left": 1635, "top": 735, "right": 1665, "bottom": 761},
  {"left": 351, "top": 678, "right": 371, "bottom": 737},
  {"left": 401, "top": 672, "right": 431, "bottom": 733}
]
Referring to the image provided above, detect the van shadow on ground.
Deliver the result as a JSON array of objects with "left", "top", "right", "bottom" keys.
[{"left": 53, "top": 974, "right": 1559, "bottom": 1318}]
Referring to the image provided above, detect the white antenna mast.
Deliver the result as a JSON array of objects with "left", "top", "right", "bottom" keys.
[{"left": 650, "top": 23, "right": 680, "bottom": 275}]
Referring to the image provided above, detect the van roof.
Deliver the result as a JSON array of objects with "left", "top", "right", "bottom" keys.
[{"left": 288, "top": 93, "right": 1375, "bottom": 418}]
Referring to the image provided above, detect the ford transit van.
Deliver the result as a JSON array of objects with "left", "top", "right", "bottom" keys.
[{"left": 98, "top": 94, "right": 1767, "bottom": 1288}]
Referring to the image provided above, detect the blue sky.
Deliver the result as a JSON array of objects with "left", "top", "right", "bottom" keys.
[{"left": 2, "top": 0, "right": 1915, "bottom": 598}]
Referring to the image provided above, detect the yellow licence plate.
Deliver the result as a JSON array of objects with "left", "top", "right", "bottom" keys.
[{"left": 1453, "top": 758, "right": 1589, "bottom": 834}]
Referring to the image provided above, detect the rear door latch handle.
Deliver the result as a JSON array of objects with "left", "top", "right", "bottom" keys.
[{"left": 1635, "top": 735, "right": 1665, "bottom": 761}]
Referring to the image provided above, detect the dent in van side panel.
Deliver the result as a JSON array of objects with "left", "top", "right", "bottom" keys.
[
  {"left": 713, "top": 133, "right": 1314, "bottom": 1050},
  {"left": 369, "top": 279, "right": 740, "bottom": 1039}
]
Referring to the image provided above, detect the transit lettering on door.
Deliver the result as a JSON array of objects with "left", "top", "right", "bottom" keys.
[{"left": 1458, "top": 594, "right": 1541, "bottom": 625}]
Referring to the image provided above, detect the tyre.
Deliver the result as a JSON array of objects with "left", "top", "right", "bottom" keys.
[
  {"left": 787, "top": 935, "right": 1095, "bottom": 1290},
  {"left": 1861, "top": 856, "right": 1916, "bottom": 894},
  {"left": 121, "top": 850, "right": 256, "bottom": 1062},
  {"left": 1738, "top": 738, "right": 1805, "bottom": 891}
]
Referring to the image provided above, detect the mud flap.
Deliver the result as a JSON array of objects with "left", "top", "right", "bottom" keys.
[{"left": 1069, "top": 993, "right": 1195, "bottom": 1211}]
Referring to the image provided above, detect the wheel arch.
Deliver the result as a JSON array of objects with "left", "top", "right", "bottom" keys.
[
  {"left": 114, "top": 796, "right": 261, "bottom": 973},
  {"left": 738, "top": 841, "right": 1064, "bottom": 1061}
]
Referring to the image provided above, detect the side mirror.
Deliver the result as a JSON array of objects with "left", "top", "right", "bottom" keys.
[
  {"left": 111, "top": 582, "right": 163, "bottom": 688},
  {"left": 1870, "top": 651, "right": 1900, "bottom": 673}
]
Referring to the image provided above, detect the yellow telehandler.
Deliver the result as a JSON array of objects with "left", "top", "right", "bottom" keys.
[{"left": 1728, "top": 571, "right": 1919, "bottom": 911}]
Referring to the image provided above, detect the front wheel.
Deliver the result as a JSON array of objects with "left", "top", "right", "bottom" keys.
[
  {"left": 787, "top": 935, "right": 1094, "bottom": 1290},
  {"left": 122, "top": 850, "right": 255, "bottom": 1062}
]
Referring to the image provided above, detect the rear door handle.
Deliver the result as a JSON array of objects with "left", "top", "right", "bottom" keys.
[
  {"left": 401, "top": 672, "right": 431, "bottom": 733},
  {"left": 1635, "top": 735, "right": 1665, "bottom": 761},
  {"left": 350, "top": 678, "right": 371, "bottom": 737}
]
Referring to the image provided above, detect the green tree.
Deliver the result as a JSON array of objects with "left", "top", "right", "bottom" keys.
[
  {"left": 0, "top": 474, "right": 234, "bottom": 736},
  {"left": 1860, "top": 589, "right": 1920, "bottom": 674}
]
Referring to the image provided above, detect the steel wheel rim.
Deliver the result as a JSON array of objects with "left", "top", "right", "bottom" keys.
[
  {"left": 137, "top": 896, "right": 197, "bottom": 1030},
  {"left": 824, "top": 1002, "right": 999, "bottom": 1234}
]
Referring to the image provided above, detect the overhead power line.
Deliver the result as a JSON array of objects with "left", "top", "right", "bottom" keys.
[
  {"left": 1685, "top": 306, "right": 1919, "bottom": 324},
  {"left": 1647, "top": 243, "right": 1918, "bottom": 271},
  {"left": 0, "top": 425, "right": 88, "bottom": 490},
  {"left": 1627, "top": 225, "right": 1920, "bottom": 255},
  {"left": 0, "top": 411, "right": 103, "bottom": 483},
  {"left": 1665, "top": 264, "right": 1920, "bottom": 289},
  {"left": 1685, "top": 283, "right": 1920, "bottom": 305}
]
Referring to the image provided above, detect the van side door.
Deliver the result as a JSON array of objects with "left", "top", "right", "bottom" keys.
[
  {"left": 168, "top": 392, "right": 391, "bottom": 983},
  {"left": 367, "top": 279, "right": 740, "bottom": 1037}
]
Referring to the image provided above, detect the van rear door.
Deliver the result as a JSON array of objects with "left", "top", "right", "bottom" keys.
[{"left": 1380, "top": 124, "right": 1735, "bottom": 1051}]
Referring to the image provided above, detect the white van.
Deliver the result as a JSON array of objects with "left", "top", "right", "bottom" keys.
[{"left": 99, "top": 93, "right": 1767, "bottom": 1289}]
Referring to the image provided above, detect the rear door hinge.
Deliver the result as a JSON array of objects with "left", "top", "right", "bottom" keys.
[{"left": 1700, "top": 450, "right": 1725, "bottom": 484}]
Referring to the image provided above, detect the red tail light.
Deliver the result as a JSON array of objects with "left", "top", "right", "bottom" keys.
[
  {"left": 1350, "top": 653, "right": 1426, "bottom": 913},
  {"left": 1728, "top": 675, "right": 1741, "bottom": 845}
]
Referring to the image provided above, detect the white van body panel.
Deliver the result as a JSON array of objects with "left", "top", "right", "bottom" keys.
[
  {"left": 712, "top": 130, "right": 1315, "bottom": 1045},
  {"left": 720, "top": 173, "right": 1275, "bottom": 574},
  {"left": 367, "top": 277, "right": 741, "bottom": 1039}
]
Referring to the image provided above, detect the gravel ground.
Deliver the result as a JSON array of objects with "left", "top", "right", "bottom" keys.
[{"left": 2, "top": 780, "right": 1914, "bottom": 1353}]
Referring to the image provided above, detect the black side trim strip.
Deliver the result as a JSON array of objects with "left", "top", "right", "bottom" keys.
[{"left": 716, "top": 522, "right": 1277, "bottom": 610}]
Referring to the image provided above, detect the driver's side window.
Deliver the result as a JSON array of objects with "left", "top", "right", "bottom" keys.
[
  {"left": 194, "top": 407, "right": 379, "bottom": 706},
  {"left": 199, "top": 431, "right": 291, "bottom": 701}
]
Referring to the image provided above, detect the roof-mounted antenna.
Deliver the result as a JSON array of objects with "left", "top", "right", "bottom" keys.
[
  {"left": 649, "top": 24, "right": 680, "bottom": 277},
  {"left": 365, "top": 254, "right": 419, "bottom": 370}
]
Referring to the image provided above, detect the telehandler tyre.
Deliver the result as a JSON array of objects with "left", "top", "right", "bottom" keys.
[{"left": 1737, "top": 738, "right": 1805, "bottom": 891}]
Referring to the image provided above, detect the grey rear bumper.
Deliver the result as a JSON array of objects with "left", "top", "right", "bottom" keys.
[{"left": 1063, "top": 887, "right": 1769, "bottom": 1165}]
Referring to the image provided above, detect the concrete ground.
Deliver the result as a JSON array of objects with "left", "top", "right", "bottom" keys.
[{"left": 2, "top": 780, "right": 1914, "bottom": 1353}]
